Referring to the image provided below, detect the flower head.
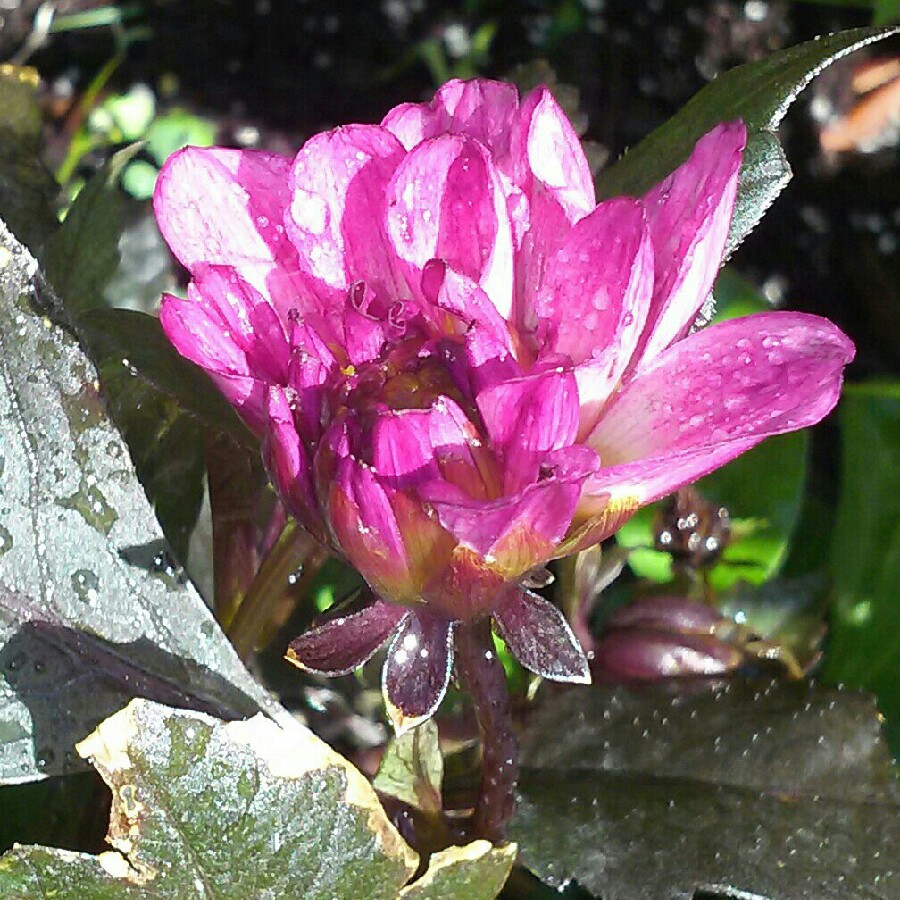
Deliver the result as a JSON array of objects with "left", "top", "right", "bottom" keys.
[{"left": 155, "top": 79, "right": 853, "bottom": 733}]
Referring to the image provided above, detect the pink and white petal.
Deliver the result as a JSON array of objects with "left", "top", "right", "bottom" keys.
[
  {"left": 286, "top": 596, "right": 405, "bottom": 676},
  {"left": 513, "top": 189, "right": 576, "bottom": 338},
  {"left": 159, "top": 291, "right": 250, "bottom": 378},
  {"left": 494, "top": 589, "right": 590, "bottom": 683},
  {"left": 383, "top": 612, "right": 456, "bottom": 735},
  {"left": 381, "top": 102, "right": 431, "bottom": 151},
  {"left": 515, "top": 86, "right": 595, "bottom": 220},
  {"left": 387, "top": 135, "right": 514, "bottom": 318},
  {"left": 287, "top": 124, "right": 406, "bottom": 301},
  {"left": 382, "top": 78, "right": 520, "bottom": 159},
  {"left": 263, "top": 385, "right": 321, "bottom": 537},
  {"left": 477, "top": 365, "right": 580, "bottom": 490},
  {"left": 191, "top": 265, "right": 291, "bottom": 383},
  {"left": 154, "top": 147, "right": 300, "bottom": 294},
  {"left": 589, "top": 311, "right": 854, "bottom": 472},
  {"left": 534, "top": 198, "right": 654, "bottom": 428},
  {"left": 635, "top": 122, "right": 746, "bottom": 366}
]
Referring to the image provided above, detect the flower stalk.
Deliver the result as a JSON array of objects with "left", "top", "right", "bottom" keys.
[{"left": 454, "top": 618, "right": 519, "bottom": 843}]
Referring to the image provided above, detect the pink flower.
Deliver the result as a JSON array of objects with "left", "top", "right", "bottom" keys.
[{"left": 154, "top": 79, "right": 853, "bottom": 733}]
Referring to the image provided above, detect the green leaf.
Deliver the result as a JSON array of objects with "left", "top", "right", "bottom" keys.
[
  {"left": 373, "top": 719, "right": 443, "bottom": 814},
  {"left": 512, "top": 681, "right": 898, "bottom": 899},
  {"left": 42, "top": 145, "right": 142, "bottom": 320},
  {"left": 597, "top": 26, "right": 900, "bottom": 256},
  {"left": 874, "top": 0, "right": 900, "bottom": 25},
  {"left": 398, "top": 842, "right": 516, "bottom": 900},
  {"left": 823, "top": 384, "right": 900, "bottom": 752},
  {"left": 0, "top": 67, "right": 58, "bottom": 253},
  {"left": 120, "top": 160, "right": 159, "bottom": 201},
  {"left": 0, "top": 699, "right": 419, "bottom": 898},
  {"left": 0, "top": 221, "right": 277, "bottom": 783},
  {"left": 0, "top": 700, "right": 512, "bottom": 898}
]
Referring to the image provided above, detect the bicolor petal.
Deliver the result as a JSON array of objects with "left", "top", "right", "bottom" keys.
[
  {"left": 154, "top": 146, "right": 306, "bottom": 314},
  {"left": 515, "top": 86, "right": 595, "bottom": 221},
  {"left": 386, "top": 134, "right": 514, "bottom": 318},
  {"left": 382, "top": 78, "right": 520, "bottom": 159},
  {"left": 635, "top": 121, "right": 746, "bottom": 365},
  {"left": 288, "top": 124, "right": 407, "bottom": 303}
]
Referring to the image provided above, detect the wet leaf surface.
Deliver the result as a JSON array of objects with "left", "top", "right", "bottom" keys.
[
  {"left": 512, "top": 680, "right": 898, "bottom": 899},
  {"left": 597, "top": 26, "right": 900, "bottom": 257},
  {"left": 823, "top": 384, "right": 900, "bottom": 753},
  {"left": 0, "top": 699, "right": 419, "bottom": 899},
  {"left": 0, "top": 222, "right": 278, "bottom": 783}
]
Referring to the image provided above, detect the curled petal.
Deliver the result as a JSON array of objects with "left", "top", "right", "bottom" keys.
[
  {"left": 494, "top": 589, "right": 590, "bottom": 683},
  {"left": 635, "top": 121, "right": 746, "bottom": 365},
  {"left": 421, "top": 260, "right": 512, "bottom": 349},
  {"left": 387, "top": 135, "right": 514, "bottom": 318},
  {"left": 286, "top": 595, "right": 405, "bottom": 676},
  {"left": 383, "top": 612, "right": 456, "bottom": 735},
  {"left": 586, "top": 312, "right": 854, "bottom": 504}
]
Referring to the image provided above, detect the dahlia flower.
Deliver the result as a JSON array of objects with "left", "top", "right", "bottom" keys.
[{"left": 155, "top": 79, "right": 852, "bottom": 734}]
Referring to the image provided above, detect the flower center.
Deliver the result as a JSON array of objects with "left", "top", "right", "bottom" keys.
[{"left": 336, "top": 338, "right": 464, "bottom": 419}]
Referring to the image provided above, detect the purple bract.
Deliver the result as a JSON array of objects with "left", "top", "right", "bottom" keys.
[{"left": 154, "top": 79, "right": 853, "bottom": 733}]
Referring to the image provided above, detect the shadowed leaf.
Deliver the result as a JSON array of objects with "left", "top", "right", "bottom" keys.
[
  {"left": 0, "top": 221, "right": 277, "bottom": 783},
  {"left": 512, "top": 681, "right": 897, "bottom": 899}
]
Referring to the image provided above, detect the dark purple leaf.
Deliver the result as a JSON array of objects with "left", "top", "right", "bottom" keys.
[{"left": 383, "top": 612, "right": 455, "bottom": 735}]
